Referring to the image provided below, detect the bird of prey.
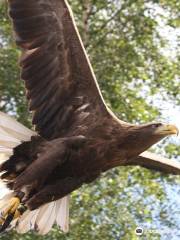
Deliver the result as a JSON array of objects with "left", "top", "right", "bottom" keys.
[{"left": 0, "top": 0, "right": 179, "bottom": 235}]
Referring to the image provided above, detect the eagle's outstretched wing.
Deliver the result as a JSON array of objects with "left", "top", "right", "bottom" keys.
[
  {"left": 132, "top": 151, "right": 180, "bottom": 175},
  {"left": 8, "top": 0, "right": 108, "bottom": 139}
]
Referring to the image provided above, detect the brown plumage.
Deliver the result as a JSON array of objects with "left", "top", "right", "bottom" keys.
[{"left": 0, "top": 0, "right": 179, "bottom": 235}]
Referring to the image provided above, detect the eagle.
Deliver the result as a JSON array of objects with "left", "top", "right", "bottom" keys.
[{"left": 0, "top": 0, "right": 179, "bottom": 235}]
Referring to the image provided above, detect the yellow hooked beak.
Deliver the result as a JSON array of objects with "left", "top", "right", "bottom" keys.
[{"left": 154, "top": 124, "right": 179, "bottom": 136}]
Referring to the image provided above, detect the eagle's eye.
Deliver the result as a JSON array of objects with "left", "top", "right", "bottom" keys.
[{"left": 151, "top": 123, "right": 162, "bottom": 129}]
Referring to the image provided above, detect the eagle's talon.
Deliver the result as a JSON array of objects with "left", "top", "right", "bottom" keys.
[{"left": 0, "top": 212, "right": 15, "bottom": 233}]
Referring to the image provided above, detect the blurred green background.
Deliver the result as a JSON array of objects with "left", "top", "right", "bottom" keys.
[{"left": 0, "top": 0, "right": 180, "bottom": 239}]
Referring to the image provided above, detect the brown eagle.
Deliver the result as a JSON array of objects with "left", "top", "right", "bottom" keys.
[{"left": 0, "top": 0, "right": 179, "bottom": 235}]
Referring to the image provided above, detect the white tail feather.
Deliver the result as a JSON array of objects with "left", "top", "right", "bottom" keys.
[
  {"left": 0, "top": 112, "right": 70, "bottom": 234},
  {"left": 56, "top": 196, "right": 70, "bottom": 232},
  {"left": 36, "top": 202, "right": 56, "bottom": 235},
  {"left": 16, "top": 209, "right": 39, "bottom": 234},
  {"left": 35, "top": 203, "right": 53, "bottom": 234}
]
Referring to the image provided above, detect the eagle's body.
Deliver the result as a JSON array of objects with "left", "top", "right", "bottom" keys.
[
  {"left": 0, "top": 0, "right": 179, "bottom": 235},
  {"left": 5, "top": 116, "right": 129, "bottom": 210}
]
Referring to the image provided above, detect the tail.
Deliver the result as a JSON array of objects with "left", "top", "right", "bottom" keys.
[{"left": 0, "top": 112, "right": 70, "bottom": 234}]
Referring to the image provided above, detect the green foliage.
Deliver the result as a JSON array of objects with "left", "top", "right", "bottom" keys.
[
  {"left": 0, "top": 0, "right": 179, "bottom": 239},
  {"left": 0, "top": 2, "right": 31, "bottom": 126}
]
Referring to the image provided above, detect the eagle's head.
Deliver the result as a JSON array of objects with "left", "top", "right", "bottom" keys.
[
  {"left": 141, "top": 122, "right": 178, "bottom": 138},
  {"left": 125, "top": 123, "right": 179, "bottom": 158}
]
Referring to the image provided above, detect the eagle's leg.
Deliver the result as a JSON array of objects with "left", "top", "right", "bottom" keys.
[
  {"left": 27, "top": 177, "right": 85, "bottom": 210},
  {"left": 0, "top": 197, "right": 20, "bottom": 224},
  {"left": 0, "top": 195, "right": 26, "bottom": 232}
]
